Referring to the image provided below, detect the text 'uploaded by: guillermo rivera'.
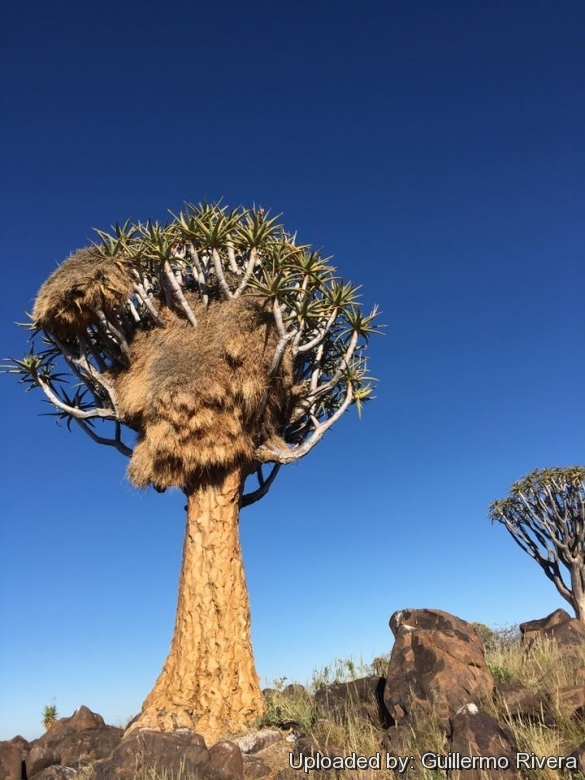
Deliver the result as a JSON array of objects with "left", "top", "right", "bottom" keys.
[{"left": 288, "top": 750, "right": 578, "bottom": 773}]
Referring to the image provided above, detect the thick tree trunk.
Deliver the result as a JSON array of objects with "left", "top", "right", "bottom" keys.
[
  {"left": 126, "top": 467, "right": 265, "bottom": 743},
  {"left": 571, "top": 566, "right": 585, "bottom": 622}
]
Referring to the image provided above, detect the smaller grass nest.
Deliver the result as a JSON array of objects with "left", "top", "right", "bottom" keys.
[{"left": 33, "top": 247, "right": 133, "bottom": 337}]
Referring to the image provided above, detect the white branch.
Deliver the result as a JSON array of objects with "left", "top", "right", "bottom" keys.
[
  {"left": 212, "top": 249, "right": 234, "bottom": 298},
  {"left": 273, "top": 299, "right": 288, "bottom": 339},
  {"left": 303, "top": 330, "right": 359, "bottom": 405},
  {"left": 234, "top": 247, "right": 259, "bottom": 298},
  {"left": 133, "top": 282, "right": 164, "bottom": 326},
  {"left": 255, "top": 383, "right": 354, "bottom": 464},
  {"left": 226, "top": 236, "right": 239, "bottom": 274},
  {"left": 91, "top": 308, "right": 130, "bottom": 360},
  {"left": 36, "top": 375, "right": 117, "bottom": 420},
  {"left": 164, "top": 260, "right": 198, "bottom": 327},
  {"left": 295, "top": 309, "right": 338, "bottom": 354},
  {"left": 127, "top": 298, "right": 141, "bottom": 323},
  {"left": 187, "top": 244, "right": 209, "bottom": 304}
]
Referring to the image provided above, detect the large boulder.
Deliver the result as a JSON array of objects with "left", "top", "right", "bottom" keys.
[{"left": 384, "top": 608, "right": 494, "bottom": 729}]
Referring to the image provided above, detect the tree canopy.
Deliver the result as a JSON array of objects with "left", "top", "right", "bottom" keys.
[
  {"left": 7, "top": 202, "right": 380, "bottom": 501},
  {"left": 490, "top": 466, "right": 585, "bottom": 621}
]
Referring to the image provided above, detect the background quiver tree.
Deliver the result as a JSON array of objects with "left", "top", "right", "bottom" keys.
[
  {"left": 6, "top": 202, "right": 380, "bottom": 741},
  {"left": 490, "top": 466, "right": 585, "bottom": 622}
]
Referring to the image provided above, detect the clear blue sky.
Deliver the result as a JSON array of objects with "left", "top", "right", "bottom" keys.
[{"left": 1, "top": 0, "right": 583, "bottom": 741}]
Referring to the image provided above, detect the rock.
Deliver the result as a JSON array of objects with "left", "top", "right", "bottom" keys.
[
  {"left": 556, "top": 685, "right": 585, "bottom": 720},
  {"left": 26, "top": 744, "right": 61, "bottom": 777},
  {"left": 381, "top": 724, "right": 413, "bottom": 753},
  {"left": 282, "top": 684, "right": 306, "bottom": 696},
  {"left": 519, "top": 608, "right": 572, "bottom": 640},
  {"left": 0, "top": 740, "right": 24, "bottom": 780},
  {"left": 25, "top": 709, "right": 123, "bottom": 777},
  {"left": 495, "top": 683, "right": 547, "bottom": 722},
  {"left": 520, "top": 609, "right": 585, "bottom": 650},
  {"left": 231, "top": 729, "right": 281, "bottom": 754},
  {"left": 384, "top": 608, "right": 494, "bottom": 729},
  {"left": 59, "top": 727, "right": 122, "bottom": 769},
  {"left": 315, "top": 676, "right": 391, "bottom": 726},
  {"left": 274, "top": 771, "right": 309, "bottom": 780},
  {"left": 208, "top": 741, "right": 244, "bottom": 780},
  {"left": 93, "top": 730, "right": 206, "bottom": 779},
  {"left": 448, "top": 704, "right": 521, "bottom": 779},
  {"left": 57, "top": 706, "right": 106, "bottom": 731},
  {"left": 293, "top": 735, "right": 344, "bottom": 761},
  {"left": 242, "top": 755, "right": 272, "bottom": 779},
  {"left": 568, "top": 740, "right": 585, "bottom": 774},
  {"left": 8, "top": 735, "right": 30, "bottom": 759},
  {"left": 29, "top": 768, "right": 78, "bottom": 780},
  {"left": 93, "top": 729, "right": 242, "bottom": 780}
]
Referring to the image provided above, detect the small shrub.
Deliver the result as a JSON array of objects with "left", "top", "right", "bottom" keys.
[
  {"left": 256, "top": 683, "right": 315, "bottom": 732},
  {"left": 470, "top": 621, "right": 495, "bottom": 647},
  {"left": 490, "top": 664, "right": 514, "bottom": 684}
]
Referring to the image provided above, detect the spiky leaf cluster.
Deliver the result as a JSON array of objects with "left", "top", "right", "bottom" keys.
[{"left": 5, "top": 202, "right": 381, "bottom": 500}]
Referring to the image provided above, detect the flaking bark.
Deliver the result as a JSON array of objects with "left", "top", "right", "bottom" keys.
[{"left": 126, "top": 467, "right": 264, "bottom": 743}]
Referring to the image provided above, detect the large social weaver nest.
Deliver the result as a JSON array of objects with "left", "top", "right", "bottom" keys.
[{"left": 12, "top": 203, "right": 380, "bottom": 500}]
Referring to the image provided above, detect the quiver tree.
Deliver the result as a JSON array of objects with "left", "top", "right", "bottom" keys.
[
  {"left": 490, "top": 467, "right": 585, "bottom": 622},
  {"left": 6, "top": 202, "right": 380, "bottom": 741}
]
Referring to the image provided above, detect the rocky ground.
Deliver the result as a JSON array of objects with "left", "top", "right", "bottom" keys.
[{"left": 2, "top": 607, "right": 584, "bottom": 780}]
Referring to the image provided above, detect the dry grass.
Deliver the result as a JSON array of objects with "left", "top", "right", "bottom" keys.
[{"left": 486, "top": 629, "right": 585, "bottom": 692}]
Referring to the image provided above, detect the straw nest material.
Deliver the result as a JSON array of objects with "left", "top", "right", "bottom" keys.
[
  {"left": 112, "top": 294, "right": 294, "bottom": 491},
  {"left": 33, "top": 246, "right": 296, "bottom": 490},
  {"left": 32, "top": 247, "right": 133, "bottom": 336}
]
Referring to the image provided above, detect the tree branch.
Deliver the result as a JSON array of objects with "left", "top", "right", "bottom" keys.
[
  {"left": 234, "top": 247, "right": 260, "bottom": 298},
  {"left": 255, "top": 383, "right": 354, "bottom": 464},
  {"left": 211, "top": 249, "right": 234, "bottom": 298},
  {"left": 75, "top": 418, "right": 133, "bottom": 457},
  {"left": 241, "top": 463, "right": 281, "bottom": 507},
  {"left": 36, "top": 375, "right": 117, "bottom": 420},
  {"left": 91, "top": 308, "right": 130, "bottom": 361},
  {"left": 133, "top": 280, "right": 164, "bottom": 326},
  {"left": 164, "top": 260, "right": 198, "bottom": 326}
]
